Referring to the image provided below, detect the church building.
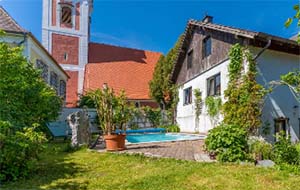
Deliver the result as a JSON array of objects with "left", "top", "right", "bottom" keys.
[{"left": 42, "top": 0, "right": 161, "bottom": 108}]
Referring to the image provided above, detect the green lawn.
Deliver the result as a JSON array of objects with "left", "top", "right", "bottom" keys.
[{"left": 2, "top": 142, "right": 300, "bottom": 190}]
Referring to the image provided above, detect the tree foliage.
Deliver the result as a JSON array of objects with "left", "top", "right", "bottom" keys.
[
  {"left": 0, "top": 39, "right": 60, "bottom": 181},
  {"left": 285, "top": 3, "right": 300, "bottom": 43},
  {"left": 222, "top": 44, "right": 267, "bottom": 135},
  {"left": 0, "top": 121, "right": 47, "bottom": 182},
  {"left": 279, "top": 70, "right": 300, "bottom": 102},
  {"left": 0, "top": 41, "right": 62, "bottom": 129},
  {"left": 149, "top": 36, "right": 182, "bottom": 110}
]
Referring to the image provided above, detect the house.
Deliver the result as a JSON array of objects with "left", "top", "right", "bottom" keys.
[
  {"left": 0, "top": 6, "right": 69, "bottom": 102},
  {"left": 171, "top": 16, "right": 300, "bottom": 142},
  {"left": 42, "top": 0, "right": 161, "bottom": 108}
]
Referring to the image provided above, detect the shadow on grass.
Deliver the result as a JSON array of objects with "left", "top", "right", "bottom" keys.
[{"left": 2, "top": 142, "right": 89, "bottom": 190}]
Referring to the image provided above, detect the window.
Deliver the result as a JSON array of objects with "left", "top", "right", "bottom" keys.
[
  {"left": 59, "top": 80, "right": 66, "bottom": 101},
  {"left": 203, "top": 36, "right": 212, "bottom": 58},
  {"left": 36, "top": 59, "right": 48, "bottom": 82},
  {"left": 61, "top": 6, "right": 72, "bottom": 25},
  {"left": 187, "top": 49, "right": 193, "bottom": 69},
  {"left": 50, "top": 71, "right": 58, "bottom": 94},
  {"left": 275, "top": 118, "right": 289, "bottom": 140},
  {"left": 135, "top": 102, "right": 140, "bottom": 108},
  {"left": 183, "top": 87, "right": 192, "bottom": 105},
  {"left": 64, "top": 52, "right": 68, "bottom": 61},
  {"left": 207, "top": 73, "right": 221, "bottom": 96}
]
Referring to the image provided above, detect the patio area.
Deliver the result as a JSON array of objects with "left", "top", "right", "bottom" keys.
[{"left": 95, "top": 139, "right": 213, "bottom": 162}]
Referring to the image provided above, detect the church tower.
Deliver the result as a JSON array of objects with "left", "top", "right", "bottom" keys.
[{"left": 42, "top": 0, "right": 93, "bottom": 107}]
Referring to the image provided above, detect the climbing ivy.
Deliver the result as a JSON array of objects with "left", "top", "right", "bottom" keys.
[
  {"left": 222, "top": 44, "right": 267, "bottom": 135},
  {"left": 193, "top": 89, "right": 203, "bottom": 119},
  {"left": 205, "top": 96, "right": 222, "bottom": 127}
]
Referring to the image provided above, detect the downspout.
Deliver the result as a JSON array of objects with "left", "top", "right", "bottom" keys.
[
  {"left": 252, "top": 38, "right": 271, "bottom": 136},
  {"left": 253, "top": 38, "right": 271, "bottom": 61},
  {"left": 17, "top": 32, "right": 27, "bottom": 46},
  {"left": 17, "top": 32, "right": 29, "bottom": 61}
]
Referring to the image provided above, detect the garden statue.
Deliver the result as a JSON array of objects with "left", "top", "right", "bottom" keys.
[{"left": 67, "top": 107, "right": 91, "bottom": 147}]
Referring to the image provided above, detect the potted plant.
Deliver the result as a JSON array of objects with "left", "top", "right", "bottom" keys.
[{"left": 87, "top": 85, "right": 133, "bottom": 151}]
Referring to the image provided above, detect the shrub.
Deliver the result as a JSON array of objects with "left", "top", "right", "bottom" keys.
[
  {"left": 295, "top": 143, "right": 300, "bottom": 156},
  {"left": 160, "top": 124, "right": 180, "bottom": 133},
  {"left": 0, "top": 121, "right": 47, "bottom": 182},
  {"left": 205, "top": 124, "right": 248, "bottom": 162},
  {"left": 0, "top": 42, "right": 62, "bottom": 129},
  {"left": 272, "top": 133, "right": 299, "bottom": 165},
  {"left": 129, "top": 123, "right": 139, "bottom": 130},
  {"left": 248, "top": 136, "right": 272, "bottom": 160},
  {"left": 143, "top": 106, "right": 161, "bottom": 127},
  {"left": 78, "top": 94, "right": 95, "bottom": 108}
]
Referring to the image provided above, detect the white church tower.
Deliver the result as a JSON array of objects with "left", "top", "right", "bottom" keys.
[{"left": 42, "top": 0, "right": 93, "bottom": 107}]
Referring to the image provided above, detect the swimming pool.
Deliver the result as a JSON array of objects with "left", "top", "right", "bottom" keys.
[{"left": 126, "top": 133, "right": 205, "bottom": 144}]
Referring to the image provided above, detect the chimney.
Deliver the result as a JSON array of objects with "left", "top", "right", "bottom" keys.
[{"left": 202, "top": 15, "right": 213, "bottom": 23}]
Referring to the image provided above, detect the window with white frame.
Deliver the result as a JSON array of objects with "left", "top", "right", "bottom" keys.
[
  {"left": 207, "top": 73, "right": 221, "bottom": 96},
  {"left": 61, "top": 6, "right": 72, "bottom": 26},
  {"left": 183, "top": 87, "right": 192, "bottom": 105}
]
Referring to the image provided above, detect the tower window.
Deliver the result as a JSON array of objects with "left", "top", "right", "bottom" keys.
[
  {"left": 61, "top": 6, "right": 72, "bottom": 25},
  {"left": 64, "top": 52, "right": 68, "bottom": 60}
]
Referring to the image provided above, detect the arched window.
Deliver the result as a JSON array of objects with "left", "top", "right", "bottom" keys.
[{"left": 61, "top": 6, "right": 72, "bottom": 26}]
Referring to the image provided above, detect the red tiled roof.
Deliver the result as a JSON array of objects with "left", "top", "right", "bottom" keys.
[
  {"left": 84, "top": 42, "right": 162, "bottom": 100},
  {"left": 0, "top": 6, "right": 26, "bottom": 33}
]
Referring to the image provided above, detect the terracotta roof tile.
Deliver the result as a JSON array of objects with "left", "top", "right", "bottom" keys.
[
  {"left": 0, "top": 6, "right": 26, "bottom": 33},
  {"left": 84, "top": 42, "right": 162, "bottom": 100}
]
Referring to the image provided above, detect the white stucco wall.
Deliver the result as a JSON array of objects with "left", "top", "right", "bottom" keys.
[
  {"left": 255, "top": 49, "right": 300, "bottom": 142},
  {"left": 176, "top": 59, "right": 230, "bottom": 133}
]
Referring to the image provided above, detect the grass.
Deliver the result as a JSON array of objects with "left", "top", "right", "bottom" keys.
[{"left": 2, "top": 142, "right": 300, "bottom": 190}]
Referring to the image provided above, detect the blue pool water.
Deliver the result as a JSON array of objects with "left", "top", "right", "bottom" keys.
[{"left": 126, "top": 133, "right": 205, "bottom": 144}]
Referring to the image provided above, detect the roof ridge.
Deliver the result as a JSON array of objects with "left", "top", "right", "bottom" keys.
[
  {"left": 189, "top": 19, "right": 298, "bottom": 43},
  {"left": 89, "top": 42, "right": 162, "bottom": 55},
  {"left": 0, "top": 6, "right": 26, "bottom": 32}
]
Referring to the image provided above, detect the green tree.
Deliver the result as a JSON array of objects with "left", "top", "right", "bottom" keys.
[
  {"left": 285, "top": 3, "right": 300, "bottom": 43},
  {"left": 149, "top": 35, "right": 182, "bottom": 110},
  {"left": 0, "top": 41, "right": 62, "bottom": 129}
]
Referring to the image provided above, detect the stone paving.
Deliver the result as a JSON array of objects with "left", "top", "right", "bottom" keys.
[{"left": 95, "top": 139, "right": 213, "bottom": 162}]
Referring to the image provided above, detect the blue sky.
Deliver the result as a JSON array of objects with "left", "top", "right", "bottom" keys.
[{"left": 0, "top": 0, "right": 299, "bottom": 54}]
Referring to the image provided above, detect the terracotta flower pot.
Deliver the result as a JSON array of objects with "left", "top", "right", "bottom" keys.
[
  {"left": 104, "top": 134, "right": 126, "bottom": 151},
  {"left": 117, "top": 134, "right": 126, "bottom": 151}
]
